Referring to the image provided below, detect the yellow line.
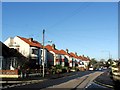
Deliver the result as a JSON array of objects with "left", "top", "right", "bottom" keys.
[{"left": 93, "top": 80, "right": 114, "bottom": 89}]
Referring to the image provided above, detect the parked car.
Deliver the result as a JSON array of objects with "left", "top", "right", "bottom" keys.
[
  {"left": 98, "top": 68, "right": 102, "bottom": 71},
  {"left": 89, "top": 67, "right": 93, "bottom": 71}
]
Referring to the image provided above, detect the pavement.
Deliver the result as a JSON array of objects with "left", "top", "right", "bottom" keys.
[
  {"left": 0, "top": 71, "right": 78, "bottom": 88},
  {"left": 1, "top": 71, "right": 77, "bottom": 81}
]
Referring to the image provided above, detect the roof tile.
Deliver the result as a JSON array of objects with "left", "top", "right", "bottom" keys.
[
  {"left": 45, "top": 45, "right": 60, "bottom": 54},
  {"left": 17, "top": 36, "right": 42, "bottom": 48}
]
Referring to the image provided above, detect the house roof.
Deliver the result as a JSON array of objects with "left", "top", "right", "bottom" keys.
[
  {"left": 17, "top": 36, "right": 42, "bottom": 48},
  {"left": 79, "top": 56, "right": 83, "bottom": 60},
  {"left": 45, "top": 45, "right": 52, "bottom": 51},
  {"left": 67, "top": 53, "right": 90, "bottom": 61},
  {"left": 45, "top": 45, "right": 91, "bottom": 61},
  {"left": 80, "top": 56, "right": 90, "bottom": 61},
  {"left": 75, "top": 54, "right": 80, "bottom": 59},
  {"left": 59, "top": 50, "right": 69, "bottom": 56},
  {"left": 69, "top": 52, "right": 78, "bottom": 58},
  {"left": 1, "top": 41, "right": 26, "bottom": 58},
  {"left": 45, "top": 45, "right": 60, "bottom": 54}
]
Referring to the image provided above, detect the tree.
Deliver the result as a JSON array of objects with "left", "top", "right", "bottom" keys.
[
  {"left": 88, "top": 58, "right": 97, "bottom": 68},
  {"left": 106, "top": 59, "right": 113, "bottom": 68}
]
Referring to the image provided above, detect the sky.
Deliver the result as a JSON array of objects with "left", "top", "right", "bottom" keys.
[{"left": 2, "top": 2, "right": 118, "bottom": 60}]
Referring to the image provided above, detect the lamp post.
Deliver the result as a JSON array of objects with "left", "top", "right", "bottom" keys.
[
  {"left": 42, "top": 29, "right": 45, "bottom": 77},
  {"left": 42, "top": 29, "right": 52, "bottom": 77}
]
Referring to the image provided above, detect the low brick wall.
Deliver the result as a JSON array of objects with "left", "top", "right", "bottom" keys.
[{"left": 0, "top": 70, "right": 18, "bottom": 78}]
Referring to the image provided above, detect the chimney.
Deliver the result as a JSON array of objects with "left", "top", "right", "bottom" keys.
[
  {"left": 66, "top": 49, "right": 69, "bottom": 53},
  {"left": 75, "top": 52, "right": 77, "bottom": 56},
  {"left": 29, "top": 38, "right": 33, "bottom": 42},
  {"left": 83, "top": 55, "right": 85, "bottom": 57},
  {"left": 10, "top": 37, "right": 14, "bottom": 44},
  {"left": 52, "top": 44, "right": 56, "bottom": 50}
]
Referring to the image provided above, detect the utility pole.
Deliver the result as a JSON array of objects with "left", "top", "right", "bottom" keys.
[{"left": 42, "top": 29, "right": 45, "bottom": 77}]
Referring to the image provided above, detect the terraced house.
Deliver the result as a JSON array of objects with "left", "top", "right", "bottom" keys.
[
  {"left": 81, "top": 55, "right": 91, "bottom": 70},
  {"left": 45, "top": 44, "right": 62, "bottom": 66},
  {"left": 4, "top": 36, "right": 90, "bottom": 70},
  {"left": 4, "top": 36, "right": 42, "bottom": 69}
]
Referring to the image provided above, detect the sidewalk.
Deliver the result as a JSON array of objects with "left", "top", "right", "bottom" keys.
[
  {"left": 0, "top": 71, "right": 77, "bottom": 84},
  {"left": 0, "top": 71, "right": 78, "bottom": 88},
  {"left": 93, "top": 70, "right": 114, "bottom": 89}
]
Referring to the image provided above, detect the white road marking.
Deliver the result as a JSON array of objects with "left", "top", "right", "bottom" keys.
[{"left": 85, "top": 83, "right": 92, "bottom": 88}]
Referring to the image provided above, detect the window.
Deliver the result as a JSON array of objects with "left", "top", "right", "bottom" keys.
[
  {"left": 32, "top": 49, "right": 38, "bottom": 55},
  {"left": 41, "top": 50, "right": 42, "bottom": 54}
]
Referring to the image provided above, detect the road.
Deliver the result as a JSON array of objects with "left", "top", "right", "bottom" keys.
[
  {"left": 44, "top": 71, "right": 104, "bottom": 90},
  {"left": 3, "top": 70, "right": 110, "bottom": 90},
  {"left": 86, "top": 82, "right": 112, "bottom": 90}
]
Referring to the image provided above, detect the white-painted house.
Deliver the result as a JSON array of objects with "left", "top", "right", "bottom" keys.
[
  {"left": 4, "top": 36, "right": 42, "bottom": 69},
  {"left": 69, "top": 52, "right": 78, "bottom": 67},
  {"left": 79, "top": 55, "right": 90, "bottom": 70},
  {"left": 59, "top": 49, "right": 79, "bottom": 68},
  {"left": 68, "top": 52, "right": 87, "bottom": 71},
  {"left": 45, "top": 44, "right": 61, "bottom": 66},
  {"left": 58, "top": 49, "right": 73, "bottom": 67},
  {"left": 41, "top": 48, "right": 48, "bottom": 67}
]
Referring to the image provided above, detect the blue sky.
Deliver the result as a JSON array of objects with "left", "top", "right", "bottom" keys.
[{"left": 2, "top": 2, "right": 118, "bottom": 60}]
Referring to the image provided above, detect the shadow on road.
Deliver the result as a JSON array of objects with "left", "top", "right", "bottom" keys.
[{"left": 113, "top": 81, "right": 120, "bottom": 90}]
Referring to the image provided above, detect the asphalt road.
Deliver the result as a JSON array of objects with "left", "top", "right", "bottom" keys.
[
  {"left": 2, "top": 70, "right": 110, "bottom": 90},
  {"left": 85, "top": 82, "right": 112, "bottom": 90},
  {"left": 45, "top": 71, "right": 104, "bottom": 90}
]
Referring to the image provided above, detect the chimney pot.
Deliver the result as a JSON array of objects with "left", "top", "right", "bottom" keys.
[
  {"left": 66, "top": 49, "right": 69, "bottom": 53},
  {"left": 52, "top": 44, "right": 56, "bottom": 49},
  {"left": 29, "top": 38, "right": 33, "bottom": 42}
]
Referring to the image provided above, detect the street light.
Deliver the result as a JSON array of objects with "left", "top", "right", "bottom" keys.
[
  {"left": 48, "top": 40, "right": 52, "bottom": 43},
  {"left": 42, "top": 29, "right": 52, "bottom": 77},
  {"left": 42, "top": 29, "right": 45, "bottom": 77}
]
